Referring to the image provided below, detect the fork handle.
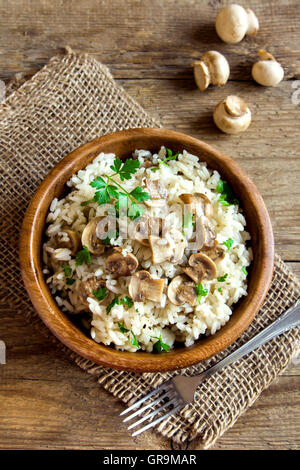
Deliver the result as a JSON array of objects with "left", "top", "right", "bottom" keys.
[{"left": 195, "top": 298, "right": 300, "bottom": 385}]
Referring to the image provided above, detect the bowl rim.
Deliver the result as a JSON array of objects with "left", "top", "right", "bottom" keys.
[{"left": 19, "top": 128, "right": 274, "bottom": 372}]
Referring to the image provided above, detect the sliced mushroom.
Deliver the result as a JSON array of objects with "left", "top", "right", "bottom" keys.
[
  {"left": 56, "top": 229, "right": 80, "bottom": 255},
  {"left": 180, "top": 193, "right": 213, "bottom": 218},
  {"left": 131, "top": 215, "right": 162, "bottom": 247},
  {"left": 183, "top": 253, "right": 217, "bottom": 283},
  {"left": 128, "top": 270, "right": 165, "bottom": 303},
  {"left": 187, "top": 216, "right": 216, "bottom": 250},
  {"left": 144, "top": 178, "right": 168, "bottom": 208},
  {"left": 167, "top": 275, "right": 197, "bottom": 306},
  {"left": 149, "top": 229, "right": 186, "bottom": 264},
  {"left": 106, "top": 251, "right": 138, "bottom": 277},
  {"left": 78, "top": 277, "right": 107, "bottom": 306},
  {"left": 199, "top": 241, "right": 225, "bottom": 262},
  {"left": 201, "top": 216, "right": 216, "bottom": 247},
  {"left": 81, "top": 217, "right": 106, "bottom": 255}
]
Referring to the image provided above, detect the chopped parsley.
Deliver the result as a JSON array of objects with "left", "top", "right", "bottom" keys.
[
  {"left": 217, "top": 273, "right": 228, "bottom": 282},
  {"left": 152, "top": 335, "right": 171, "bottom": 353},
  {"left": 195, "top": 283, "right": 208, "bottom": 303},
  {"left": 106, "top": 296, "right": 134, "bottom": 315},
  {"left": 223, "top": 238, "right": 234, "bottom": 251},
  {"left": 130, "top": 331, "right": 139, "bottom": 347},
  {"left": 75, "top": 245, "right": 91, "bottom": 266},
  {"left": 218, "top": 287, "right": 222, "bottom": 293},
  {"left": 217, "top": 179, "right": 239, "bottom": 206},
  {"left": 118, "top": 321, "right": 129, "bottom": 334},
  {"left": 242, "top": 266, "right": 248, "bottom": 275},
  {"left": 151, "top": 148, "right": 179, "bottom": 172},
  {"left": 66, "top": 278, "right": 75, "bottom": 285},
  {"left": 93, "top": 286, "right": 107, "bottom": 301},
  {"left": 62, "top": 263, "right": 72, "bottom": 277}
]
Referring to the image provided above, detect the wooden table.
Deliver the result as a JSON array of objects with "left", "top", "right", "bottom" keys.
[{"left": 0, "top": 0, "right": 299, "bottom": 450}]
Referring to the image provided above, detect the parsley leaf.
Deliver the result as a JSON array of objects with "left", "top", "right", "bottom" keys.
[
  {"left": 90, "top": 176, "right": 106, "bottom": 190},
  {"left": 223, "top": 238, "right": 234, "bottom": 251},
  {"left": 151, "top": 148, "right": 179, "bottom": 171},
  {"left": 93, "top": 287, "right": 107, "bottom": 301},
  {"left": 93, "top": 188, "right": 111, "bottom": 205},
  {"left": 242, "top": 266, "right": 248, "bottom": 275},
  {"left": 66, "top": 278, "right": 75, "bottom": 285},
  {"left": 117, "top": 158, "right": 140, "bottom": 181},
  {"left": 218, "top": 287, "right": 222, "bottom": 293},
  {"left": 195, "top": 283, "right": 208, "bottom": 303},
  {"left": 128, "top": 203, "right": 145, "bottom": 220},
  {"left": 130, "top": 186, "right": 150, "bottom": 202},
  {"left": 75, "top": 245, "right": 91, "bottom": 266},
  {"left": 118, "top": 321, "right": 129, "bottom": 334},
  {"left": 106, "top": 297, "right": 119, "bottom": 315},
  {"left": 62, "top": 263, "right": 72, "bottom": 277},
  {"left": 130, "top": 331, "right": 139, "bottom": 347},
  {"left": 217, "top": 273, "right": 228, "bottom": 282},
  {"left": 152, "top": 335, "right": 171, "bottom": 353},
  {"left": 216, "top": 179, "right": 239, "bottom": 206},
  {"left": 119, "top": 296, "right": 134, "bottom": 308}
]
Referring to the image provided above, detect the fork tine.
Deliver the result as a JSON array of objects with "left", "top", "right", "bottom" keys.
[
  {"left": 120, "top": 380, "right": 171, "bottom": 416},
  {"left": 127, "top": 396, "right": 178, "bottom": 430},
  {"left": 131, "top": 403, "right": 184, "bottom": 437},
  {"left": 122, "top": 389, "right": 173, "bottom": 423}
]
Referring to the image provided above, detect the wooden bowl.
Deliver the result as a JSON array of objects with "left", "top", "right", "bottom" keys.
[{"left": 19, "top": 128, "right": 274, "bottom": 372}]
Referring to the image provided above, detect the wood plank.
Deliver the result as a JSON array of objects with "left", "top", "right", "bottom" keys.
[{"left": 0, "top": 0, "right": 298, "bottom": 81}]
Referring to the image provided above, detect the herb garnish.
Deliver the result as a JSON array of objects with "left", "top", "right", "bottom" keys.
[
  {"left": 81, "top": 157, "right": 150, "bottom": 219},
  {"left": 130, "top": 331, "right": 139, "bottom": 347},
  {"left": 195, "top": 283, "right": 208, "bottom": 303},
  {"left": 223, "top": 238, "right": 234, "bottom": 251},
  {"left": 75, "top": 245, "right": 91, "bottom": 266},
  {"left": 106, "top": 296, "right": 134, "bottom": 315},
  {"left": 242, "top": 266, "right": 248, "bottom": 275},
  {"left": 152, "top": 335, "right": 171, "bottom": 353},
  {"left": 218, "top": 287, "right": 222, "bottom": 293},
  {"left": 62, "top": 263, "right": 72, "bottom": 277},
  {"left": 118, "top": 321, "right": 129, "bottom": 334},
  {"left": 66, "top": 278, "right": 75, "bottom": 285},
  {"left": 217, "top": 179, "right": 239, "bottom": 206},
  {"left": 151, "top": 148, "right": 179, "bottom": 172},
  {"left": 93, "top": 287, "right": 107, "bottom": 301},
  {"left": 217, "top": 273, "right": 228, "bottom": 282}
]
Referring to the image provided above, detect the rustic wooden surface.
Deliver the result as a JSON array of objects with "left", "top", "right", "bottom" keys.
[{"left": 0, "top": 0, "right": 299, "bottom": 450}]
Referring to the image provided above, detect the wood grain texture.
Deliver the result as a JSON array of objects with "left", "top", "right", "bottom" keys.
[{"left": 0, "top": 0, "right": 299, "bottom": 451}]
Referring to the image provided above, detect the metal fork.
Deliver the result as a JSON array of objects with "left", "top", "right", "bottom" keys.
[{"left": 121, "top": 299, "right": 300, "bottom": 437}]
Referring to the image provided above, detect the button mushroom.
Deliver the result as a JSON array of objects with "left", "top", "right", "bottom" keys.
[
  {"left": 78, "top": 277, "right": 107, "bottom": 306},
  {"left": 215, "top": 4, "right": 259, "bottom": 44},
  {"left": 199, "top": 240, "right": 225, "bottom": 262},
  {"left": 183, "top": 253, "right": 217, "bottom": 283},
  {"left": 56, "top": 229, "right": 80, "bottom": 255},
  {"left": 213, "top": 95, "right": 252, "bottom": 134},
  {"left": 188, "top": 216, "right": 216, "bottom": 251},
  {"left": 131, "top": 215, "right": 162, "bottom": 247},
  {"left": 81, "top": 216, "right": 112, "bottom": 255},
  {"left": 144, "top": 178, "right": 168, "bottom": 208},
  {"left": 128, "top": 270, "right": 165, "bottom": 303},
  {"left": 252, "top": 50, "right": 284, "bottom": 87},
  {"left": 106, "top": 251, "right": 138, "bottom": 277},
  {"left": 192, "top": 51, "right": 230, "bottom": 91},
  {"left": 167, "top": 275, "right": 197, "bottom": 306},
  {"left": 179, "top": 193, "right": 213, "bottom": 218},
  {"left": 149, "top": 229, "right": 187, "bottom": 264}
]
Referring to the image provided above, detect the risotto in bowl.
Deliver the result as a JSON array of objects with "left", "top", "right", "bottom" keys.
[{"left": 20, "top": 128, "right": 274, "bottom": 371}]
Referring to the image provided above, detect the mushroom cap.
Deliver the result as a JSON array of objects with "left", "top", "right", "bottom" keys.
[
  {"left": 183, "top": 252, "right": 217, "bottom": 283},
  {"left": 167, "top": 275, "right": 197, "bottom": 306},
  {"left": 106, "top": 251, "right": 138, "bottom": 277},
  {"left": 213, "top": 95, "right": 251, "bottom": 134},
  {"left": 216, "top": 4, "right": 249, "bottom": 43},
  {"left": 252, "top": 51, "right": 284, "bottom": 87},
  {"left": 128, "top": 270, "right": 165, "bottom": 303},
  {"left": 81, "top": 216, "right": 110, "bottom": 255},
  {"left": 200, "top": 240, "right": 225, "bottom": 262},
  {"left": 193, "top": 51, "right": 230, "bottom": 91},
  {"left": 56, "top": 229, "right": 80, "bottom": 255},
  {"left": 215, "top": 4, "right": 258, "bottom": 43}
]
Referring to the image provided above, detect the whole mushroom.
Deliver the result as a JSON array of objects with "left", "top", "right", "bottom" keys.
[
  {"left": 192, "top": 51, "right": 230, "bottom": 91},
  {"left": 213, "top": 95, "right": 251, "bottom": 134},
  {"left": 215, "top": 4, "right": 259, "bottom": 44},
  {"left": 252, "top": 50, "right": 284, "bottom": 87}
]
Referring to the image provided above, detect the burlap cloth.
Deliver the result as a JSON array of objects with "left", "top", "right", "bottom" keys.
[{"left": 1, "top": 49, "right": 300, "bottom": 449}]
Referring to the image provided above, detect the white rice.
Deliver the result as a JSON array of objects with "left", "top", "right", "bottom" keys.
[{"left": 43, "top": 147, "right": 252, "bottom": 352}]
